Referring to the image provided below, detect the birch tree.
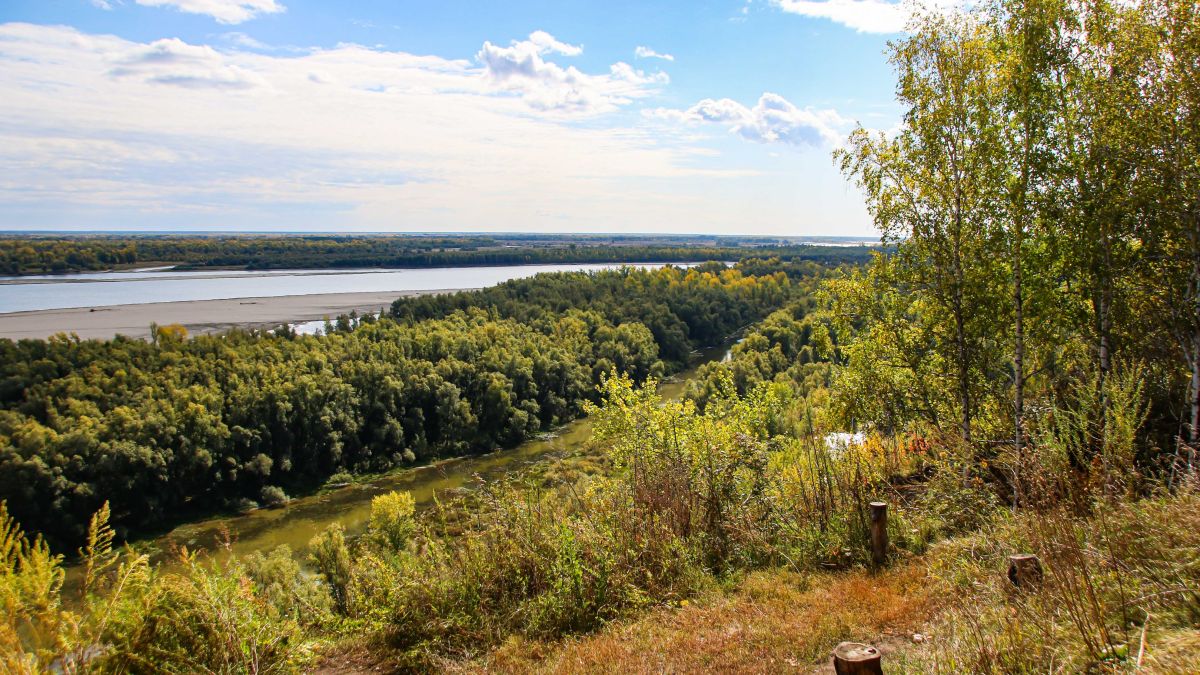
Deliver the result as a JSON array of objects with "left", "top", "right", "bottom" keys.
[
  {"left": 1135, "top": 0, "right": 1200, "bottom": 456},
  {"left": 838, "top": 9, "right": 1008, "bottom": 442}
]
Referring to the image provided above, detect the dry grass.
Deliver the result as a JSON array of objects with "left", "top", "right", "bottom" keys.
[
  {"left": 911, "top": 495, "right": 1200, "bottom": 674},
  {"left": 447, "top": 563, "right": 935, "bottom": 674},
  {"left": 311, "top": 643, "right": 403, "bottom": 675},
  {"left": 307, "top": 494, "right": 1200, "bottom": 674},
  {"left": 1139, "top": 629, "right": 1200, "bottom": 674}
]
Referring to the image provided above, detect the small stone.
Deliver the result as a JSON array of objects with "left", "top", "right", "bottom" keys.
[{"left": 912, "top": 633, "right": 926, "bottom": 643}]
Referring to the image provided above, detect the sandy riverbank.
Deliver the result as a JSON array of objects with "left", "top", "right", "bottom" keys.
[{"left": 0, "top": 289, "right": 469, "bottom": 341}]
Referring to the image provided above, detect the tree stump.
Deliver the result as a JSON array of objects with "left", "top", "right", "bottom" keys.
[
  {"left": 869, "top": 501, "right": 888, "bottom": 567},
  {"left": 1007, "top": 553, "right": 1044, "bottom": 589},
  {"left": 833, "top": 642, "right": 883, "bottom": 674}
]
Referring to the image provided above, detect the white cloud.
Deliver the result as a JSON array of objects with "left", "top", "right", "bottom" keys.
[
  {"left": 770, "top": 0, "right": 968, "bottom": 34},
  {"left": 477, "top": 31, "right": 666, "bottom": 114},
  {"left": 0, "top": 23, "right": 803, "bottom": 234},
  {"left": 647, "top": 92, "right": 846, "bottom": 147},
  {"left": 609, "top": 62, "right": 668, "bottom": 86},
  {"left": 634, "top": 46, "right": 674, "bottom": 61},
  {"left": 220, "top": 32, "right": 269, "bottom": 50},
  {"left": 91, "top": 0, "right": 114, "bottom": 10},
  {"left": 134, "top": 0, "right": 285, "bottom": 25},
  {"left": 108, "top": 37, "right": 267, "bottom": 89},
  {"left": 527, "top": 30, "right": 582, "bottom": 56}
]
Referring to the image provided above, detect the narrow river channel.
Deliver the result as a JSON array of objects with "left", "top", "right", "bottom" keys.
[{"left": 121, "top": 344, "right": 726, "bottom": 567}]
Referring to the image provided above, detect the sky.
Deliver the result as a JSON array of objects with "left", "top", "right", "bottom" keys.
[{"left": 0, "top": 0, "right": 941, "bottom": 236}]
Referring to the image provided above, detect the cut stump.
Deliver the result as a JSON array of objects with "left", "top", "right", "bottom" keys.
[
  {"left": 1007, "top": 553, "right": 1044, "bottom": 589},
  {"left": 832, "top": 641, "right": 883, "bottom": 675}
]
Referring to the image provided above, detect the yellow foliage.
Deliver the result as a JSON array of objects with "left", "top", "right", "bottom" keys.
[{"left": 368, "top": 491, "right": 417, "bottom": 551}]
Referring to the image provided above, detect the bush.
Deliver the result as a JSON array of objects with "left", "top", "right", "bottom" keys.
[
  {"left": 0, "top": 501, "right": 310, "bottom": 673},
  {"left": 308, "top": 524, "right": 352, "bottom": 613},
  {"left": 260, "top": 485, "right": 290, "bottom": 508},
  {"left": 104, "top": 552, "right": 304, "bottom": 674},
  {"left": 368, "top": 491, "right": 416, "bottom": 551},
  {"left": 231, "top": 497, "right": 259, "bottom": 513},
  {"left": 587, "top": 372, "right": 780, "bottom": 571},
  {"left": 243, "top": 545, "right": 334, "bottom": 627},
  {"left": 361, "top": 484, "right": 709, "bottom": 665}
]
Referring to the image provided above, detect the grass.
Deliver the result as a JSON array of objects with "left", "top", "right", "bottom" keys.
[
  {"left": 421, "top": 489, "right": 1200, "bottom": 674},
  {"left": 902, "top": 490, "right": 1200, "bottom": 673},
  {"left": 461, "top": 564, "right": 935, "bottom": 674}
]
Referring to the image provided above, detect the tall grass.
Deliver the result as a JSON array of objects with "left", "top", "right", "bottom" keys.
[
  {"left": 0, "top": 501, "right": 323, "bottom": 673},
  {"left": 906, "top": 363, "right": 1200, "bottom": 673},
  {"left": 908, "top": 491, "right": 1200, "bottom": 673}
]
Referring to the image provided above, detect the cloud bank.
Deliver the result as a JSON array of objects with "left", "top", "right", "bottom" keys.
[
  {"left": 0, "top": 23, "right": 756, "bottom": 232},
  {"left": 108, "top": 37, "right": 267, "bottom": 89}
]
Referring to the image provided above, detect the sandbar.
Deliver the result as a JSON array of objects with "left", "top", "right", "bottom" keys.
[{"left": 0, "top": 289, "right": 469, "bottom": 341}]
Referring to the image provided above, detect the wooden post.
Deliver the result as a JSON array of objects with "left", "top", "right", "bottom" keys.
[
  {"left": 833, "top": 642, "right": 883, "bottom": 675},
  {"left": 1007, "top": 553, "right": 1044, "bottom": 589},
  {"left": 869, "top": 501, "right": 888, "bottom": 567}
]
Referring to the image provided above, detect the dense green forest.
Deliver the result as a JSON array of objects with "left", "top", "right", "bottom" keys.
[
  {"left": 0, "top": 261, "right": 829, "bottom": 550},
  {"left": 0, "top": 234, "right": 873, "bottom": 275},
  {"left": 389, "top": 258, "right": 831, "bottom": 366},
  {"left": 682, "top": 301, "right": 838, "bottom": 411}
]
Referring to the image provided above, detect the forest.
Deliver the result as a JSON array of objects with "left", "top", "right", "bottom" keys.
[
  {"left": 0, "top": 233, "right": 873, "bottom": 275},
  {"left": 682, "top": 300, "right": 836, "bottom": 410},
  {"left": 3, "top": 0, "right": 1200, "bottom": 672},
  {"left": 0, "top": 261, "right": 824, "bottom": 551}
]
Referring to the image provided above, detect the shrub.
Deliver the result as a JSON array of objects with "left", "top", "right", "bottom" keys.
[
  {"left": 587, "top": 372, "right": 780, "bottom": 571},
  {"left": 364, "top": 483, "right": 709, "bottom": 665},
  {"left": 1, "top": 501, "right": 82, "bottom": 673},
  {"left": 103, "top": 551, "right": 304, "bottom": 674},
  {"left": 308, "top": 524, "right": 352, "bottom": 613},
  {"left": 260, "top": 485, "right": 290, "bottom": 508},
  {"left": 0, "top": 501, "right": 310, "bottom": 673},
  {"left": 243, "top": 545, "right": 334, "bottom": 627},
  {"left": 231, "top": 497, "right": 259, "bottom": 513},
  {"left": 368, "top": 491, "right": 416, "bottom": 551}
]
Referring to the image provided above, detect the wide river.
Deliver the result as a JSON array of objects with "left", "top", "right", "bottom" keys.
[{"left": 0, "top": 262, "right": 681, "bottom": 314}]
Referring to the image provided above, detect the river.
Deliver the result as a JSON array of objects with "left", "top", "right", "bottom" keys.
[
  {"left": 0, "top": 263, "right": 684, "bottom": 314},
  {"left": 119, "top": 345, "right": 724, "bottom": 568}
]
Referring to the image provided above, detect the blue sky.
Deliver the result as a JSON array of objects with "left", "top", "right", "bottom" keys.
[{"left": 0, "top": 1, "right": 940, "bottom": 235}]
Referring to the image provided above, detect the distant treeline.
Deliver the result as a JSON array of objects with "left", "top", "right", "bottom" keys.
[
  {"left": 0, "top": 260, "right": 834, "bottom": 550},
  {"left": 0, "top": 234, "right": 874, "bottom": 275},
  {"left": 389, "top": 259, "right": 832, "bottom": 366}
]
